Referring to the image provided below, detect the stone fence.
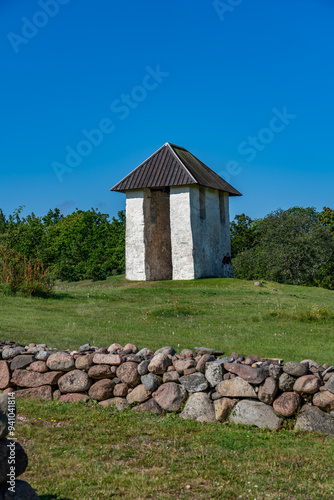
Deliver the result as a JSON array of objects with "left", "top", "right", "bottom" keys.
[{"left": 0, "top": 341, "right": 333, "bottom": 435}]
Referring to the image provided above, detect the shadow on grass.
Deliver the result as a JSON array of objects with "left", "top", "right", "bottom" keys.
[{"left": 47, "top": 291, "right": 76, "bottom": 300}]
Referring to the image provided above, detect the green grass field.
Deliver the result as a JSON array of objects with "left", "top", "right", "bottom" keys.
[{"left": 1, "top": 277, "right": 334, "bottom": 499}]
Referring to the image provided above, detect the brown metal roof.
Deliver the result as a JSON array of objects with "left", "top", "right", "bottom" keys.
[{"left": 110, "top": 143, "right": 242, "bottom": 196}]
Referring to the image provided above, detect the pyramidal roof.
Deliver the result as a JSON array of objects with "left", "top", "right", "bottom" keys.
[{"left": 110, "top": 142, "right": 242, "bottom": 196}]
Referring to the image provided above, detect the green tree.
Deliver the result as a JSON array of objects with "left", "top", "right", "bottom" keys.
[
  {"left": 233, "top": 207, "right": 334, "bottom": 286},
  {"left": 0, "top": 207, "right": 125, "bottom": 282},
  {"left": 318, "top": 207, "right": 334, "bottom": 234},
  {"left": 230, "top": 213, "right": 259, "bottom": 258}
]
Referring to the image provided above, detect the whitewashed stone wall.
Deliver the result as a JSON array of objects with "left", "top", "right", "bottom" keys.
[
  {"left": 170, "top": 187, "right": 195, "bottom": 280},
  {"left": 190, "top": 186, "right": 230, "bottom": 279},
  {"left": 125, "top": 190, "right": 147, "bottom": 280},
  {"left": 125, "top": 186, "right": 231, "bottom": 281}
]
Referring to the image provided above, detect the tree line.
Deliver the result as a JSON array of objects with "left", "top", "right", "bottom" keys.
[
  {"left": 1, "top": 205, "right": 333, "bottom": 296},
  {"left": 230, "top": 207, "right": 334, "bottom": 289},
  {"left": 0, "top": 207, "right": 125, "bottom": 291}
]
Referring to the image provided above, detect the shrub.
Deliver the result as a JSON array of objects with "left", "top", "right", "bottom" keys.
[
  {"left": 0, "top": 248, "right": 53, "bottom": 297},
  {"left": 233, "top": 207, "right": 334, "bottom": 286}
]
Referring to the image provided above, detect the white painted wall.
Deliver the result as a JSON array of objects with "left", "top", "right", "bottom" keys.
[
  {"left": 170, "top": 187, "right": 195, "bottom": 280},
  {"left": 125, "top": 190, "right": 147, "bottom": 280},
  {"left": 190, "top": 186, "right": 230, "bottom": 278},
  {"left": 125, "top": 186, "right": 231, "bottom": 281}
]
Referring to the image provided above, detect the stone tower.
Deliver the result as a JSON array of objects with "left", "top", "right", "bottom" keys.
[{"left": 111, "top": 142, "right": 241, "bottom": 280}]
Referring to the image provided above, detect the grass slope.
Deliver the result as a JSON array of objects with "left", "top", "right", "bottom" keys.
[
  {"left": 1, "top": 276, "right": 333, "bottom": 363},
  {"left": 17, "top": 399, "right": 334, "bottom": 500},
  {"left": 1, "top": 277, "right": 333, "bottom": 499}
]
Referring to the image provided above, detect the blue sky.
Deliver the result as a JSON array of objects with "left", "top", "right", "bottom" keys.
[{"left": 1, "top": 0, "right": 333, "bottom": 221}]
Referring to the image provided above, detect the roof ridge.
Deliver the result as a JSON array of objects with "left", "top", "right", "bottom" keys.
[
  {"left": 110, "top": 142, "right": 242, "bottom": 196},
  {"left": 109, "top": 143, "right": 167, "bottom": 191},
  {"left": 166, "top": 143, "right": 197, "bottom": 184}
]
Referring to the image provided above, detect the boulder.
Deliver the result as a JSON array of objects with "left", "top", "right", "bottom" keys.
[
  {"left": 152, "top": 382, "right": 187, "bottom": 411},
  {"left": 123, "top": 343, "right": 138, "bottom": 354},
  {"left": 223, "top": 362, "right": 268, "bottom": 385},
  {"left": 141, "top": 373, "right": 161, "bottom": 392},
  {"left": 214, "top": 356, "right": 235, "bottom": 365},
  {"left": 137, "top": 360, "right": 150, "bottom": 376},
  {"left": 230, "top": 400, "right": 283, "bottom": 430},
  {"left": 46, "top": 352, "right": 74, "bottom": 371},
  {"left": 273, "top": 392, "right": 301, "bottom": 417},
  {"left": 148, "top": 354, "right": 172, "bottom": 375},
  {"left": 126, "top": 384, "right": 151, "bottom": 404},
  {"left": 216, "top": 377, "right": 257, "bottom": 398},
  {"left": 184, "top": 367, "right": 196, "bottom": 375},
  {"left": 58, "top": 370, "right": 92, "bottom": 393},
  {"left": 1, "top": 347, "right": 25, "bottom": 360},
  {"left": 88, "top": 379, "right": 115, "bottom": 401},
  {"left": 0, "top": 480, "right": 38, "bottom": 500},
  {"left": 137, "top": 348, "right": 155, "bottom": 357},
  {"left": 0, "top": 439, "right": 28, "bottom": 483},
  {"left": 205, "top": 362, "right": 224, "bottom": 387},
  {"left": 113, "top": 383, "right": 129, "bottom": 397},
  {"left": 154, "top": 346, "right": 176, "bottom": 357},
  {"left": 88, "top": 365, "right": 113, "bottom": 379},
  {"left": 211, "top": 392, "right": 223, "bottom": 401},
  {"left": 283, "top": 361, "right": 307, "bottom": 378},
  {"left": 179, "top": 349, "right": 194, "bottom": 357},
  {"left": 324, "top": 374, "right": 334, "bottom": 394},
  {"left": 180, "top": 392, "right": 216, "bottom": 423},
  {"left": 294, "top": 405, "right": 334, "bottom": 435},
  {"left": 116, "top": 362, "right": 141, "bottom": 387},
  {"left": 35, "top": 351, "right": 50, "bottom": 361},
  {"left": 26, "top": 361, "right": 48, "bottom": 373},
  {"left": 258, "top": 377, "right": 278, "bottom": 405},
  {"left": 53, "top": 389, "right": 61, "bottom": 400},
  {"left": 0, "top": 361, "right": 11, "bottom": 390},
  {"left": 278, "top": 373, "right": 296, "bottom": 392},
  {"left": 179, "top": 372, "right": 208, "bottom": 393},
  {"left": 14, "top": 385, "right": 53, "bottom": 400},
  {"left": 10, "top": 354, "right": 35, "bottom": 371},
  {"left": 59, "top": 393, "right": 89, "bottom": 402},
  {"left": 163, "top": 371, "right": 180, "bottom": 383},
  {"left": 132, "top": 398, "right": 163, "bottom": 415},
  {"left": 214, "top": 398, "right": 237, "bottom": 422},
  {"left": 99, "top": 397, "right": 129, "bottom": 410},
  {"left": 174, "top": 359, "right": 197, "bottom": 374},
  {"left": 313, "top": 391, "right": 334, "bottom": 412},
  {"left": 194, "top": 347, "right": 216, "bottom": 355},
  {"left": 75, "top": 353, "right": 95, "bottom": 371},
  {"left": 79, "top": 343, "right": 91, "bottom": 351},
  {"left": 11, "top": 369, "right": 63, "bottom": 388},
  {"left": 300, "top": 359, "right": 321, "bottom": 369},
  {"left": 92, "top": 354, "right": 122, "bottom": 365},
  {"left": 293, "top": 375, "right": 322, "bottom": 394},
  {"left": 268, "top": 364, "right": 283, "bottom": 380},
  {"left": 107, "top": 343, "right": 123, "bottom": 353},
  {"left": 195, "top": 354, "right": 216, "bottom": 373}
]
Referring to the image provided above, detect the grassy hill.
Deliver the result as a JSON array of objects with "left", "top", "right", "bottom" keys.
[
  {"left": 1, "top": 277, "right": 333, "bottom": 499},
  {"left": 1, "top": 276, "right": 333, "bottom": 363}
]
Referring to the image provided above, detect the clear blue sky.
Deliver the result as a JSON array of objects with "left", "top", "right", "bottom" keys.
[{"left": 1, "top": 0, "right": 333, "bottom": 221}]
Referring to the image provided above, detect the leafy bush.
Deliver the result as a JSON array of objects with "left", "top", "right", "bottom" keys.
[
  {"left": 0, "top": 248, "right": 53, "bottom": 297},
  {"left": 0, "top": 207, "right": 125, "bottom": 282},
  {"left": 232, "top": 207, "right": 334, "bottom": 286}
]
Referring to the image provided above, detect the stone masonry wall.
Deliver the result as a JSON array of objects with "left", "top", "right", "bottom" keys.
[
  {"left": 0, "top": 341, "right": 333, "bottom": 435},
  {"left": 190, "top": 186, "right": 230, "bottom": 279},
  {"left": 125, "top": 190, "right": 147, "bottom": 280}
]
